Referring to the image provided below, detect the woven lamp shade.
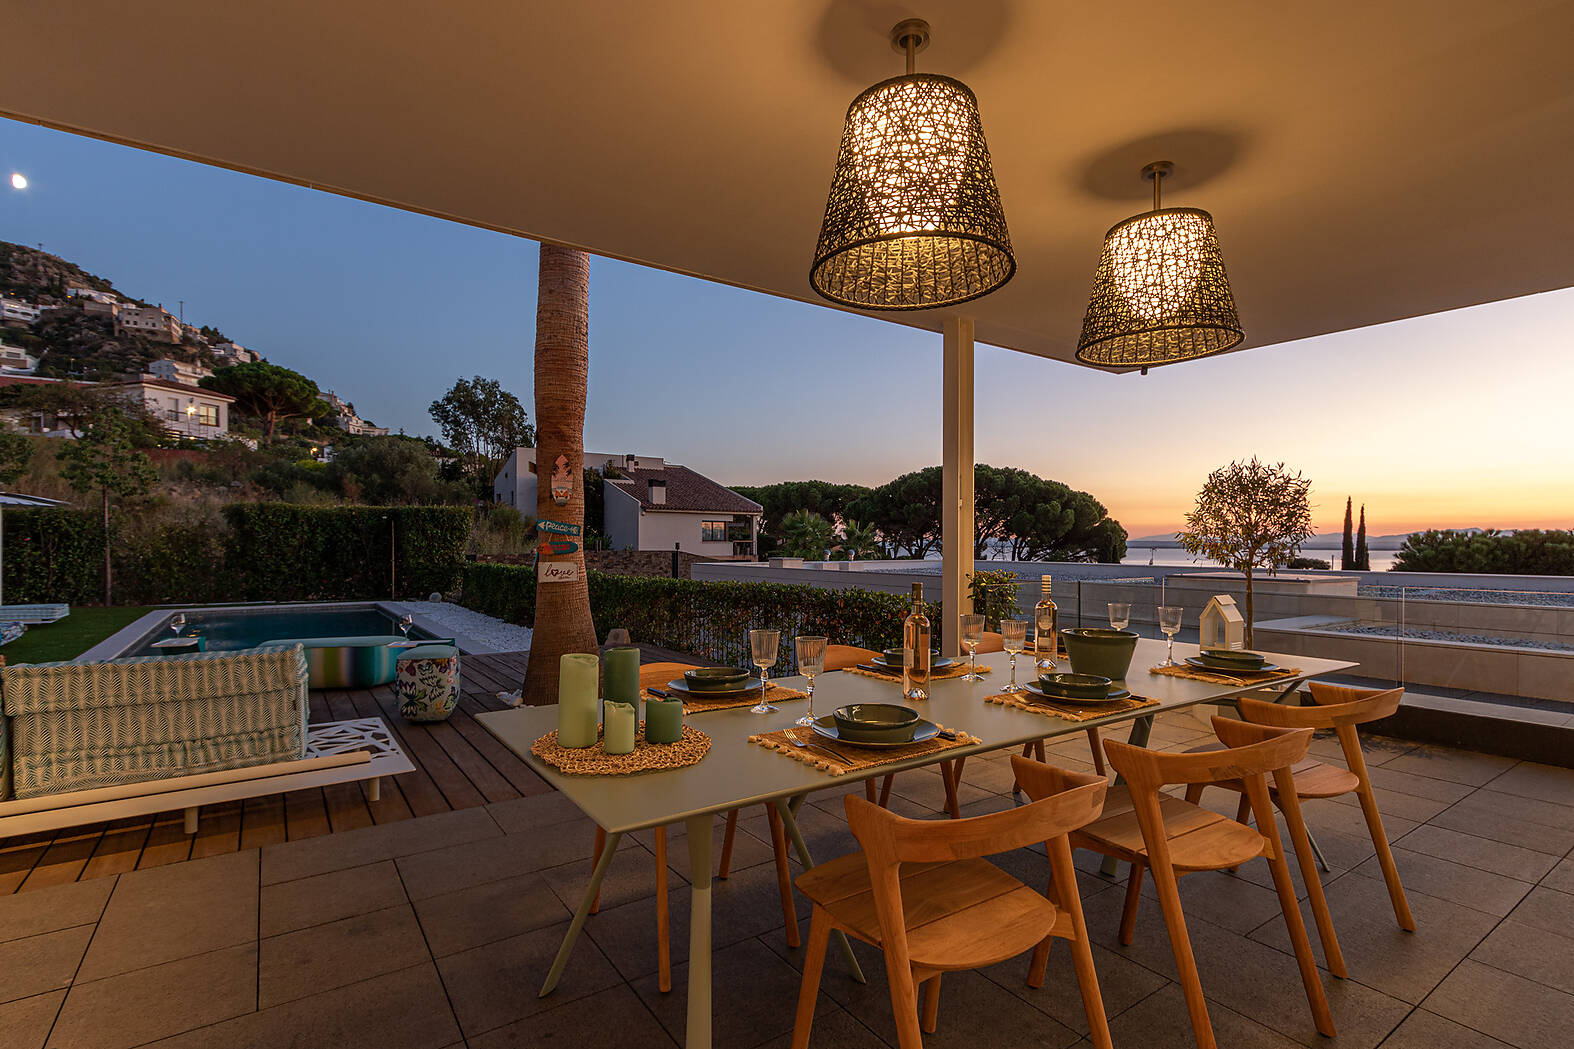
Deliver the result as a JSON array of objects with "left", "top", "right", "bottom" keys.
[
  {"left": 811, "top": 73, "right": 1015, "bottom": 311},
  {"left": 1076, "top": 206, "right": 1243, "bottom": 368}
]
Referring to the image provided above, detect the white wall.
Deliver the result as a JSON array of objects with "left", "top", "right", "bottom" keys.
[{"left": 605, "top": 482, "right": 642, "bottom": 549}]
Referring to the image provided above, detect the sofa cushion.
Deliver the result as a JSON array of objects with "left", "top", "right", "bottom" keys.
[
  {"left": 1, "top": 645, "right": 308, "bottom": 716},
  {"left": 266, "top": 635, "right": 408, "bottom": 649}
]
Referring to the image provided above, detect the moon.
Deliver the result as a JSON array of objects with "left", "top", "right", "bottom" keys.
[{"left": 9, "top": 173, "right": 26, "bottom": 190}]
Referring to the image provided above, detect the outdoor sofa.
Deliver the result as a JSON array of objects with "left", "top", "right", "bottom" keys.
[{"left": 265, "top": 634, "right": 410, "bottom": 689}]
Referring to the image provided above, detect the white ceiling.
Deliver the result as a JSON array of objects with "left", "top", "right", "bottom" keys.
[{"left": 3, "top": 1, "right": 1572, "bottom": 367}]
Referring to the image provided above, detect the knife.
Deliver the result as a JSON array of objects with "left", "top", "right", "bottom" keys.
[
  {"left": 648, "top": 688, "right": 671, "bottom": 698},
  {"left": 857, "top": 663, "right": 900, "bottom": 674}
]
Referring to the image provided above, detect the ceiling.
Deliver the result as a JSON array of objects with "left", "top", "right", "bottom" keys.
[{"left": 3, "top": 1, "right": 1572, "bottom": 368}]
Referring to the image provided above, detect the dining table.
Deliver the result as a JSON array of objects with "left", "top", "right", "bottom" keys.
[{"left": 476, "top": 638, "right": 1355, "bottom": 1049}]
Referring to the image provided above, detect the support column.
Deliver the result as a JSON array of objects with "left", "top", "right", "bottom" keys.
[{"left": 940, "top": 316, "right": 975, "bottom": 657}]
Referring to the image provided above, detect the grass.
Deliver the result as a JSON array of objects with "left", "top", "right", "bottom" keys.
[{"left": 4, "top": 606, "right": 153, "bottom": 664}]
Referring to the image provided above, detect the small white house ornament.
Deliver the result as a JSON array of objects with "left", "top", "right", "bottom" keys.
[{"left": 1199, "top": 595, "right": 1246, "bottom": 650}]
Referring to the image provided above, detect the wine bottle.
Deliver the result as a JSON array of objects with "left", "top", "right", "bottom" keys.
[
  {"left": 1034, "top": 576, "right": 1058, "bottom": 671},
  {"left": 902, "top": 581, "right": 931, "bottom": 702}
]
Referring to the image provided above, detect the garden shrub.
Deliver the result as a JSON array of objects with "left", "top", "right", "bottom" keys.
[{"left": 1393, "top": 529, "right": 1574, "bottom": 575}]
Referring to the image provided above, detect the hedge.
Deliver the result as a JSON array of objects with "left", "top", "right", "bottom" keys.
[
  {"left": 2, "top": 504, "right": 473, "bottom": 605},
  {"left": 461, "top": 562, "right": 920, "bottom": 669},
  {"left": 1393, "top": 529, "right": 1574, "bottom": 575}
]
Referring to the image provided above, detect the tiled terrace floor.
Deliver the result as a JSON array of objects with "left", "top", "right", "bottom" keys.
[{"left": 0, "top": 707, "right": 1569, "bottom": 1048}]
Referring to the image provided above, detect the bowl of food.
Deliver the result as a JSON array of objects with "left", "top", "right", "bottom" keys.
[
  {"left": 682, "top": 667, "right": 752, "bottom": 691},
  {"left": 832, "top": 703, "right": 921, "bottom": 744},
  {"left": 1060, "top": 628, "right": 1140, "bottom": 680},
  {"left": 1036, "top": 672, "right": 1113, "bottom": 700}
]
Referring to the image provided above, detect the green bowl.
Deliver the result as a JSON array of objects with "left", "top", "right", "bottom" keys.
[
  {"left": 683, "top": 667, "right": 751, "bottom": 691},
  {"left": 1037, "top": 672, "right": 1113, "bottom": 700},
  {"left": 832, "top": 703, "right": 920, "bottom": 744},
  {"left": 880, "top": 648, "right": 939, "bottom": 667},
  {"left": 1200, "top": 648, "right": 1265, "bottom": 667},
  {"left": 1060, "top": 628, "right": 1140, "bottom": 680}
]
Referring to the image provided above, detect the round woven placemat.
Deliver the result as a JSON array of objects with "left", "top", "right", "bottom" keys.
[{"left": 531, "top": 724, "right": 711, "bottom": 775}]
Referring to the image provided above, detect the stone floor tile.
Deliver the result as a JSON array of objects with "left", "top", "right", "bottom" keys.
[
  {"left": 145, "top": 960, "right": 459, "bottom": 1049},
  {"left": 1106, "top": 983, "right": 1306, "bottom": 1049},
  {"left": 1483, "top": 762, "right": 1574, "bottom": 808},
  {"left": 0, "top": 879, "right": 113, "bottom": 944},
  {"left": 632, "top": 936, "right": 827, "bottom": 1049},
  {"left": 0, "top": 927, "right": 92, "bottom": 1005},
  {"left": 1302, "top": 795, "right": 1420, "bottom": 847},
  {"left": 437, "top": 919, "right": 623, "bottom": 1037},
  {"left": 1504, "top": 885, "right": 1574, "bottom": 940},
  {"left": 582, "top": 883, "right": 691, "bottom": 982},
  {"left": 1381, "top": 746, "right": 1517, "bottom": 787},
  {"left": 955, "top": 757, "right": 1023, "bottom": 795},
  {"left": 1309, "top": 733, "right": 1414, "bottom": 768},
  {"left": 632, "top": 817, "right": 764, "bottom": 882},
  {"left": 1351, "top": 846, "right": 1534, "bottom": 917},
  {"left": 1449, "top": 788, "right": 1574, "bottom": 833},
  {"left": 259, "top": 857, "right": 406, "bottom": 937},
  {"left": 1379, "top": 1008, "right": 1516, "bottom": 1049},
  {"left": 76, "top": 850, "right": 257, "bottom": 983},
  {"left": 1137, "top": 865, "right": 1288, "bottom": 937},
  {"left": 1470, "top": 918, "right": 1574, "bottom": 995},
  {"left": 260, "top": 903, "right": 430, "bottom": 1007},
  {"left": 978, "top": 938, "right": 1167, "bottom": 1038},
  {"left": 397, "top": 819, "right": 623, "bottom": 901},
  {"left": 485, "top": 790, "right": 584, "bottom": 836},
  {"left": 260, "top": 805, "right": 501, "bottom": 885},
  {"left": 1325, "top": 783, "right": 1454, "bottom": 825},
  {"left": 1542, "top": 855, "right": 1574, "bottom": 894},
  {"left": 885, "top": 767, "right": 993, "bottom": 812},
  {"left": 1426, "top": 799, "right": 1574, "bottom": 857},
  {"left": 1394, "top": 824, "right": 1560, "bottom": 881},
  {"left": 1249, "top": 868, "right": 1499, "bottom": 1004},
  {"left": 1365, "top": 766, "right": 1476, "bottom": 804},
  {"left": 47, "top": 943, "right": 256, "bottom": 1049},
  {"left": 752, "top": 999, "right": 887, "bottom": 1049},
  {"left": 538, "top": 837, "right": 683, "bottom": 917},
  {"left": 1424, "top": 958, "right": 1574, "bottom": 1049},
  {"left": 468, "top": 983, "right": 679, "bottom": 1049},
  {"left": 0, "top": 990, "right": 65, "bottom": 1049},
  {"left": 414, "top": 871, "right": 570, "bottom": 957}
]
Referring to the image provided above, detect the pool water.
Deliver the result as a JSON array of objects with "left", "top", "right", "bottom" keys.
[{"left": 128, "top": 605, "right": 428, "bottom": 656}]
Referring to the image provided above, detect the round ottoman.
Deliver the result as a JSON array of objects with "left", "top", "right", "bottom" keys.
[{"left": 395, "top": 643, "right": 461, "bottom": 722}]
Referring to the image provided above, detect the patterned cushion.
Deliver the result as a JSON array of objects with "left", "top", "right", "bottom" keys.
[
  {"left": 1, "top": 645, "right": 308, "bottom": 715},
  {"left": 395, "top": 651, "right": 460, "bottom": 723},
  {"left": 9, "top": 726, "right": 305, "bottom": 799}
]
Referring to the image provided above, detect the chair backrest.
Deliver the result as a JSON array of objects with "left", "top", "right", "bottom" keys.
[
  {"left": 1239, "top": 683, "right": 1402, "bottom": 781},
  {"left": 1307, "top": 682, "right": 1403, "bottom": 724},
  {"left": 845, "top": 764, "right": 1107, "bottom": 868},
  {"left": 1103, "top": 717, "right": 1313, "bottom": 791},
  {"left": 824, "top": 645, "right": 878, "bottom": 672}
]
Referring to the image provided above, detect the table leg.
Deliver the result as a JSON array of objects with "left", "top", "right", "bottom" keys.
[
  {"left": 774, "top": 796, "right": 867, "bottom": 985},
  {"left": 1100, "top": 715, "right": 1155, "bottom": 878},
  {"left": 539, "top": 830, "right": 622, "bottom": 997},
  {"left": 683, "top": 813, "right": 714, "bottom": 1049}
]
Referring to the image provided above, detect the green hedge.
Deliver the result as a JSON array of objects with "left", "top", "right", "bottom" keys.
[
  {"left": 461, "top": 562, "right": 919, "bottom": 669},
  {"left": 2, "top": 508, "right": 105, "bottom": 605},
  {"left": 1394, "top": 529, "right": 1574, "bottom": 575}
]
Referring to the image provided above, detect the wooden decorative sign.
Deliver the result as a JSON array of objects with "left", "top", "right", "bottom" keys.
[
  {"left": 539, "top": 561, "right": 581, "bottom": 583},
  {"left": 549, "top": 454, "right": 572, "bottom": 506},
  {"left": 537, "top": 519, "right": 581, "bottom": 537},
  {"left": 538, "top": 540, "right": 580, "bottom": 556}
]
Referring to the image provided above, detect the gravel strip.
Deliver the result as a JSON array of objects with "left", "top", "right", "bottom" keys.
[
  {"left": 1335, "top": 624, "right": 1574, "bottom": 652},
  {"left": 403, "top": 601, "right": 532, "bottom": 652}
]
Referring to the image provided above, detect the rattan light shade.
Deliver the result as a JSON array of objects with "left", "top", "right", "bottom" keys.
[
  {"left": 1076, "top": 206, "right": 1243, "bottom": 368},
  {"left": 811, "top": 73, "right": 1014, "bottom": 311}
]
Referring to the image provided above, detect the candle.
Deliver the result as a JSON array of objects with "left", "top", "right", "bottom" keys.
[
  {"left": 556, "top": 653, "right": 600, "bottom": 749},
  {"left": 644, "top": 697, "right": 684, "bottom": 745},
  {"left": 602, "top": 701, "right": 637, "bottom": 755},
  {"left": 603, "top": 645, "right": 641, "bottom": 717}
]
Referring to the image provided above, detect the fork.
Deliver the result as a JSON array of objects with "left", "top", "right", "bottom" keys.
[{"left": 786, "top": 730, "right": 853, "bottom": 766}]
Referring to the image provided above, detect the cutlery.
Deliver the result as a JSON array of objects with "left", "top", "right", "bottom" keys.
[
  {"left": 648, "top": 688, "right": 671, "bottom": 698},
  {"left": 857, "top": 663, "right": 899, "bottom": 674},
  {"left": 786, "top": 730, "right": 855, "bottom": 766}
]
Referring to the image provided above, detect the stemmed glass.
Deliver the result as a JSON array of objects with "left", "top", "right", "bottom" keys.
[
  {"left": 959, "top": 613, "right": 985, "bottom": 681},
  {"left": 998, "top": 619, "right": 1028, "bottom": 694},
  {"left": 1157, "top": 606, "right": 1184, "bottom": 666},
  {"left": 749, "top": 629, "right": 781, "bottom": 714},
  {"left": 398, "top": 613, "right": 414, "bottom": 640},
  {"left": 1108, "top": 603, "right": 1131, "bottom": 631},
  {"left": 794, "top": 635, "right": 827, "bottom": 727},
  {"left": 169, "top": 612, "right": 186, "bottom": 637}
]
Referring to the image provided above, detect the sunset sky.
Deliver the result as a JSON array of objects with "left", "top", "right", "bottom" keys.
[{"left": 3, "top": 118, "right": 1570, "bottom": 539}]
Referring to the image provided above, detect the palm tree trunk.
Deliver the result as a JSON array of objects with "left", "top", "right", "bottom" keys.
[{"left": 520, "top": 245, "right": 599, "bottom": 705}]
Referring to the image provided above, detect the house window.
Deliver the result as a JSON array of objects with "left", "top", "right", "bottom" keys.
[
  {"left": 198, "top": 405, "right": 218, "bottom": 426},
  {"left": 701, "top": 520, "right": 727, "bottom": 542}
]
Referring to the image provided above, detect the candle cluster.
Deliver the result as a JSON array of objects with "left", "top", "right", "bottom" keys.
[{"left": 554, "top": 647, "right": 684, "bottom": 753}]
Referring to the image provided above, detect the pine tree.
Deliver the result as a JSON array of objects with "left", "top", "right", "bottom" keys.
[
  {"left": 1341, "top": 496, "right": 1355, "bottom": 570},
  {"left": 1355, "top": 505, "right": 1370, "bottom": 571}
]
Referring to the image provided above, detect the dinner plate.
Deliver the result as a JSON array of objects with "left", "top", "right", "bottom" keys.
[
  {"left": 1184, "top": 657, "right": 1281, "bottom": 675},
  {"left": 810, "top": 715, "right": 941, "bottom": 748},
  {"left": 663, "top": 677, "right": 765, "bottom": 698},
  {"left": 868, "top": 656, "right": 960, "bottom": 672},
  {"left": 1021, "top": 680, "right": 1131, "bottom": 705}
]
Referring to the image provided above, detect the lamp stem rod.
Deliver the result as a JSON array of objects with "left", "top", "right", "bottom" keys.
[
  {"left": 905, "top": 38, "right": 916, "bottom": 74},
  {"left": 1153, "top": 170, "right": 1162, "bottom": 211}
]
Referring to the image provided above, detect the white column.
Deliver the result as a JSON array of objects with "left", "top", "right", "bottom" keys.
[{"left": 940, "top": 316, "right": 975, "bottom": 657}]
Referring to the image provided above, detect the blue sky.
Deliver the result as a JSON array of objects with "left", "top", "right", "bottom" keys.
[{"left": 3, "top": 118, "right": 1571, "bottom": 536}]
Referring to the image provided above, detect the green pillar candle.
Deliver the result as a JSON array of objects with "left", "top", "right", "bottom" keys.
[
  {"left": 603, "top": 645, "right": 641, "bottom": 713},
  {"left": 644, "top": 697, "right": 684, "bottom": 744},
  {"left": 603, "top": 701, "right": 637, "bottom": 755},
  {"left": 556, "top": 653, "right": 600, "bottom": 749}
]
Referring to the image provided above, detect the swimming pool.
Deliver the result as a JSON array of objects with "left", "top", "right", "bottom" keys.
[{"left": 113, "top": 603, "right": 433, "bottom": 657}]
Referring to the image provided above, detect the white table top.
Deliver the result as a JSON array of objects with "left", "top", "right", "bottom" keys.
[{"left": 476, "top": 639, "right": 1355, "bottom": 835}]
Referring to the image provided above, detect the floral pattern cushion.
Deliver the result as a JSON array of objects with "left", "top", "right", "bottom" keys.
[{"left": 395, "top": 648, "right": 459, "bottom": 723}]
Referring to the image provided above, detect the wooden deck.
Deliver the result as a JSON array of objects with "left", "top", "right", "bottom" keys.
[{"left": 0, "top": 649, "right": 582, "bottom": 895}]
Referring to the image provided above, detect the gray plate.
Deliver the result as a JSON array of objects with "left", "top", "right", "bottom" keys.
[
  {"left": 1021, "top": 680, "right": 1132, "bottom": 705},
  {"left": 811, "top": 715, "right": 940, "bottom": 748},
  {"left": 663, "top": 677, "right": 765, "bottom": 698},
  {"left": 1185, "top": 657, "right": 1281, "bottom": 675},
  {"left": 868, "top": 657, "right": 960, "bottom": 672}
]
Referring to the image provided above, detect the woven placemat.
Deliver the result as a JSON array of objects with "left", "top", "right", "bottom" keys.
[
  {"left": 984, "top": 690, "right": 1158, "bottom": 723},
  {"left": 749, "top": 724, "right": 980, "bottom": 777},
  {"left": 531, "top": 724, "right": 711, "bottom": 775},
  {"left": 643, "top": 684, "right": 810, "bottom": 715},
  {"left": 1148, "top": 664, "right": 1302, "bottom": 687},
  {"left": 847, "top": 661, "right": 992, "bottom": 685}
]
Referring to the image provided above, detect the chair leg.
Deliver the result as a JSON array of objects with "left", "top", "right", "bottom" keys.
[
  {"left": 790, "top": 908, "right": 832, "bottom": 1049},
  {"left": 1235, "top": 794, "right": 1252, "bottom": 825},
  {"left": 1118, "top": 861, "right": 1144, "bottom": 946},
  {"left": 1183, "top": 783, "right": 1205, "bottom": 805},
  {"left": 1251, "top": 783, "right": 1336, "bottom": 1038},
  {"left": 1086, "top": 728, "right": 1106, "bottom": 776},
  {"left": 766, "top": 804, "right": 801, "bottom": 948},
  {"left": 1275, "top": 781, "right": 1347, "bottom": 979},
  {"left": 878, "top": 774, "right": 894, "bottom": 808},
  {"left": 1355, "top": 779, "right": 1415, "bottom": 932},
  {"left": 920, "top": 973, "right": 941, "bottom": 1034},
  {"left": 1013, "top": 741, "right": 1035, "bottom": 793},
  {"left": 940, "top": 759, "right": 964, "bottom": 819},
  {"left": 590, "top": 826, "right": 606, "bottom": 914},
  {"left": 1148, "top": 857, "right": 1218, "bottom": 1049},
  {"left": 864, "top": 778, "right": 878, "bottom": 803},
  {"left": 654, "top": 827, "right": 672, "bottom": 993},
  {"left": 884, "top": 949, "right": 927, "bottom": 1049},
  {"left": 718, "top": 809, "right": 738, "bottom": 879},
  {"left": 1050, "top": 837, "right": 1113, "bottom": 1049}
]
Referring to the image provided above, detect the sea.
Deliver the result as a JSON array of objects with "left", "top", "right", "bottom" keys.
[{"left": 1119, "top": 548, "right": 1402, "bottom": 572}]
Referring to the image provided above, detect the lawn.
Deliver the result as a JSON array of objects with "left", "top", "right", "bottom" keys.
[{"left": 4, "top": 607, "right": 153, "bottom": 664}]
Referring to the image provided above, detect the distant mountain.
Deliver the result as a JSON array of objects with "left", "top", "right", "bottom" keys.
[
  {"left": 1130, "top": 528, "right": 1502, "bottom": 551},
  {"left": 0, "top": 241, "right": 132, "bottom": 305}
]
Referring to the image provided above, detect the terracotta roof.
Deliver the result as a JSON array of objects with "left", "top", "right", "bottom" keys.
[{"left": 608, "top": 465, "right": 762, "bottom": 514}]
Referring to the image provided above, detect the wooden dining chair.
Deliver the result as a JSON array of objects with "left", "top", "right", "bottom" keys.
[
  {"left": 823, "top": 644, "right": 879, "bottom": 672},
  {"left": 1202, "top": 684, "right": 1414, "bottom": 931},
  {"left": 1075, "top": 718, "right": 1341, "bottom": 1048},
  {"left": 790, "top": 758, "right": 1113, "bottom": 1049}
]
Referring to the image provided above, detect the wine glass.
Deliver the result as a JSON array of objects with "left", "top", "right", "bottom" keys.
[
  {"left": 169, "top": 612, "right": 186, "bottom": 637},
  {"left": 1158, "top": 605, "right": 1183, "bottom": 667},
  {"left": 794, "top": 635, "right": 827, "bottom": 727},
  {"left": 998, "top": 619, "right": 1028, "bottom": 693},
  {"left": 959, "top": 613, "right": 985, "bottom": 681},
  {"left": 749, "top": 628, "right": 781, "bottom": 714},
  {"left": 398, "top": 613, "right": 414, "bottom": 640},
  {"left": 1108, "top": 603, "right": 1131, "bottom": 632}
]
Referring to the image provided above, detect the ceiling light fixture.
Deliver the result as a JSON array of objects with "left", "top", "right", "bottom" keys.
[
  {"left": 810, "top": 18, "right": 1014, "bottom": 310},
  {"left": 1076, "top": 161, "right": 1243, "bottom": 370}
]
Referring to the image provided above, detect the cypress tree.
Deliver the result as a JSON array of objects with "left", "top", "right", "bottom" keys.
[
  {"left": 1355, "top": 505, "right": 1370, "bottom": 571},
  {"left": 1341, "top": 497, "right": 1355, "bottom": 570}
]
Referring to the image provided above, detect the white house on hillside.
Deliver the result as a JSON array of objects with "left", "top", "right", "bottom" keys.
[
  {"left": 147, "top": 358, "right": 213, "bottom": 386},
  {"left": 113, "top": 377, "right": 234, "bottom": 440},
  {"left": 493, "top": 450, "right": 761, "bottom": 558},
  {"left": 115, "top": 306, "right": 182, "bottom": 343}
]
